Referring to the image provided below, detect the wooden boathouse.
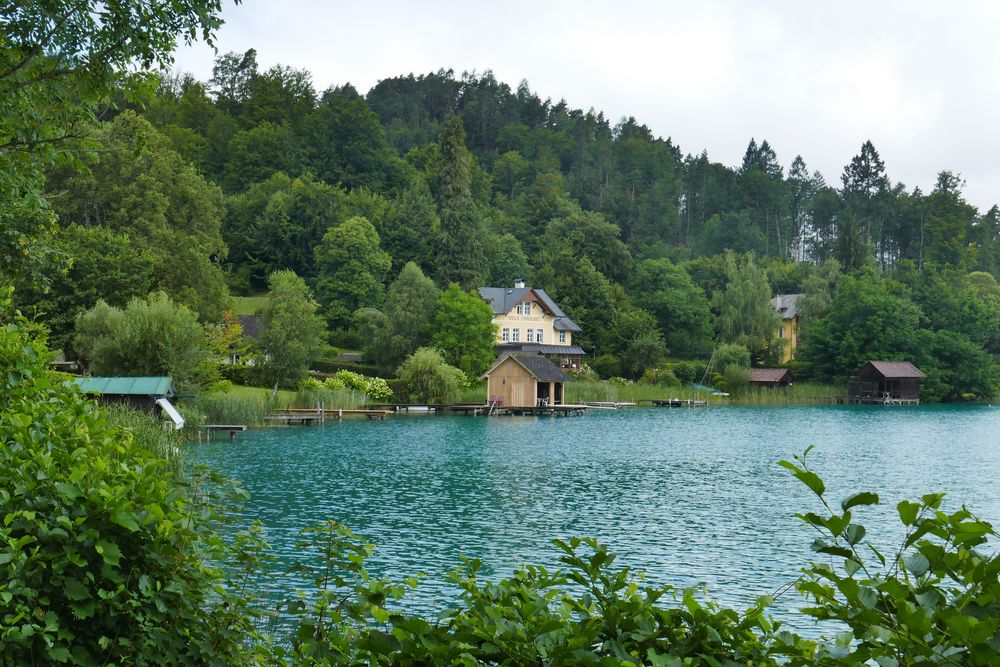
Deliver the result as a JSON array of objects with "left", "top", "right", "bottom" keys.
[
  {"left": 846, "top": 361, "right": 924, "bottom": 405},
  {"left": 482, "top": 351, "right": 570, "bottom": 408},
  {"left": 750, "top": 368, "right": 793, "bottom": 388}
]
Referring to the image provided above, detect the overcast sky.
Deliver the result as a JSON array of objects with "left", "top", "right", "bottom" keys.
[{"left": 173, "top": 1, "right": 1000, "bottom": 211}]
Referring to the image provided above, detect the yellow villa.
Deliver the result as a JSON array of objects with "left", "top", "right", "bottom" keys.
[
  {"left": 478, "top": 281, "right": 585, "bottom": 369},
  {"left": 770, "top": 293, "right": 803, "bottom": 363}
]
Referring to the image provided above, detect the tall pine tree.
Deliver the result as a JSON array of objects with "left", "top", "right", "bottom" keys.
[{"left": 435, "top": 115, "right": 488, "bottom": 289}]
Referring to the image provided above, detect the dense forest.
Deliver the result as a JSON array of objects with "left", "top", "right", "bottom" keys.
[{"left": 14, "top": 50, "right": 1000, "bottom": 400}]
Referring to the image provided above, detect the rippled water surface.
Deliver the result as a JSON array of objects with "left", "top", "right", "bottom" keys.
[{"left": 186, "top": 405, "right": 1000, "bottom": 623}]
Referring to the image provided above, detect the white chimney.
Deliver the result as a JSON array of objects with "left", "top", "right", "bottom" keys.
[{"left": 514, "top": 279, "right": 525, "bottom": 289}]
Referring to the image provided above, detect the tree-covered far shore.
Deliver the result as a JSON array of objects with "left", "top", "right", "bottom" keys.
[{"left": 10, "top": 45, "right": 1000, "bottom": 399}]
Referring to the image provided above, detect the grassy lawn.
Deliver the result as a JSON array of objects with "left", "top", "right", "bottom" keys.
[
  {"left": 230, "top": 294, "right": 269, "bottom": 316},
  {"left": 223, "top": 383, "right": 296, "bottom": 403}
]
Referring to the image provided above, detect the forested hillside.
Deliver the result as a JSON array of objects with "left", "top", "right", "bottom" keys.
[{"left": 17, "top": 51, "right": 1000, "bottom": 399}]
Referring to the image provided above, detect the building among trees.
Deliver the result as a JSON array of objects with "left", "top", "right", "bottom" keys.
[
  {"left": 848, "top": 361, "right": 925, "bottom": 404},
  {"left": 749, "top": 368, "right": 794, "bottom": 388},
  {"left": 770, "top": 293, "right": 803, "bottom": 363},
  {"left": 478, "top": 281, "right": 585, "bottom": 369}
]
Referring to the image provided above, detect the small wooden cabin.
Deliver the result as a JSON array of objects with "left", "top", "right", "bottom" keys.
[
  {"left": 73, "top": 376, "right": 184, "bottom": 429},
  {"left": 482, "top": 352, "right": 571, "bottom": 408},
  {"left": 750, "top": 368, "right": 793, "bottom": 388},
  {"left": 848, "top": 361, "right": 924, "bottom": 401}
]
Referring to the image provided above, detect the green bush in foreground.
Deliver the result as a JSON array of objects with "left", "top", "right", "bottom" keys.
[{"left": 1, "top": 302, "right": 262, "bottom": 665}]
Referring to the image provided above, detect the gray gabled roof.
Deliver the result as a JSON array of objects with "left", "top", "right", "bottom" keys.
[
  {"left": 498, "top": 343, "right": 586, "bottom": 356},
  {"left": 770, "top": 294, "right": 803, "bottom": 320},
  {"left": 477, "top": 286, "right": 582, "bottom": 332},
  {"left": 482, "top": 352, "right": 572, "bottom": 383},
  {"left": 861, "top": 361, "right": 925, "bottom": 379}
]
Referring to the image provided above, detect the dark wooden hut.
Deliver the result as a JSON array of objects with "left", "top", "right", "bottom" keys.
[
  {"left": 749, "top": 368, "right": 793, "bottom": 388},
  {"left": 482, "top": 352, "right": 571, "bottom": 408},
  {"left": 848, "top": 361, "right": 924, "bottom": 403}
]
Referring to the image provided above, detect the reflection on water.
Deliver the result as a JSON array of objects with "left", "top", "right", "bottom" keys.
[{"left": 186, "top": 405, "right": 1000, "bottom": 627}]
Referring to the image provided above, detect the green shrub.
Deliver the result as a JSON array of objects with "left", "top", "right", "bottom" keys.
[
  {"left": 713, "top": 343, "right": 751, "bottom": 371},
  {"left": 395, "top": 347, "right": 466, "bottom": 404},
  {"left": 590, "top": 354, "right": 622, "bottom": 379},
  {"left": 668, "top": 359, "right": 706, "bottom": 385},
  {"left": 722, "top": 363, "right": 750, "bottom": 394},
  {"left": 1, "top": 303, "right": 261, "bottom": 665},
  {"left": 639, "top": 365, "right": 681, "bottom": 385}
]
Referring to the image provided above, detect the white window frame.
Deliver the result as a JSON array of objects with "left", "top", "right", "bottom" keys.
[
  {"left": 559, "top": 331, "right": 566, "bottom": 343},
  {"left": 536, "top": 329, "right": 544, "bottom": 343},
  {"left": 517, "top": 301, "right": 531, "bottom": 316},
  {"left": 502, "top": 327, "right": 510, "bottom": 342},
  {"left": 512, "top": 328, "right": 520, "bottom": 342},
  {"left": 526, "top": 329, "right": 534, "bottom": 342}
]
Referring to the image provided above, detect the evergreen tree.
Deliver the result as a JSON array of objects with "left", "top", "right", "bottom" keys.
[{"left": 435, "top": 116, "right": 488, "bottom": 289}]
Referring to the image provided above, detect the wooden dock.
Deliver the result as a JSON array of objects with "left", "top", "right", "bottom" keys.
[
  {"left": 579, "top": 401, "right": 636, "bottom": 410},
  {"left": 264, "top": 408, "right": 394, "bottom": 425},
  {"left": 644, "top": 398, "right": 709, "bottom": 408},
  {"left": 838, "top": 397, "right": 920, "bottom": 406},
  {"left": 200, "top": 424, "right": 247, "bottom": 441}
]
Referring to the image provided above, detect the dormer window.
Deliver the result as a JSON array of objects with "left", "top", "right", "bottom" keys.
[{"left": 516, "top": 301, "right": 532, "bottom": 316}]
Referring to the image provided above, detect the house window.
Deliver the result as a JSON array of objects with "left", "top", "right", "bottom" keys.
[
  {"left": 559, "top": 331, "right": 566, "bottom": 343},
  {"left": 502, "top": 328, "right": 509, "bottom": 342},
  {"left": 526, "top": 329, "right": 534, "bottom": 342},
  {"left": 778, "top": 328, "right": 783, "bottom": 338},
  {"left": 516, "top": 301, "right": 531, "bottom": 316},
  {"left": 512, "top": 328, "right": 520, "bottom": 342},
  {"left": 536, "top": 329, "right": 543, "bottom": 343}
]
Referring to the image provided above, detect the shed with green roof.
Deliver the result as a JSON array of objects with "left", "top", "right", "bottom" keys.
[{"left": 72, "top": 376, "right": 182, "bottom": 428}]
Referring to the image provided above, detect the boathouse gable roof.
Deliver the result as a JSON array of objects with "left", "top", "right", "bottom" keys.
[
  {"left": 481, "top": 352, "right": 572, "bottom": 383},
  {"left": 750, "top": 368, "right": 793, "bottom": 384},
  {"left": 859, "top": 361, "right": 925, "bottom": 379}
]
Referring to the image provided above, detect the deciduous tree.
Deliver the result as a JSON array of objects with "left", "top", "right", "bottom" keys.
[
  {"left": 257, "top": 270, "right": 326, "bottom": 387},
  {"left": 314, "top": 216, "right": 392, "bottom": 329},
  {"left": 430, "top": 284, "right": 497, "bottom": 376}
]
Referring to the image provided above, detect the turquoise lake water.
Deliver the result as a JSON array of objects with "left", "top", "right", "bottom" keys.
[{"left": 186, "top": 405, "right": 1000, "bottom": 625}]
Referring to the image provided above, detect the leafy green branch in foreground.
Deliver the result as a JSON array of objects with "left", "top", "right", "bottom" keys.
[{"left": 265, "top": 450, "right": 998, "bottom": 665}]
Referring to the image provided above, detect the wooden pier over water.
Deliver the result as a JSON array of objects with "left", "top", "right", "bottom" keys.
[{"left": 641, "top": 398, "right": 709, "bottom": 408}]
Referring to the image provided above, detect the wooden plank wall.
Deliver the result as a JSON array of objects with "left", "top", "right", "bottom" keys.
[{"left": 487, "top": 358, "right": 537, "bottom": 407}]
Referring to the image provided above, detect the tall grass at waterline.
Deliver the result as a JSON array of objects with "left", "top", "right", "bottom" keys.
[
  {"left": 104, "top": 405, "right": 183, "bottom": 463},
  {"left": 566, "top": 382, "right": 728, "bottom": 405},
  {"left": 181, "top": 393, "right": 274, "bottom": 429},
  {"left": 293, "top": 387, "right": 369, "bottom": 410},
  {"left": 733, "top": 383, "right": 843, "bottom": 404},
  {"left": 456, "top": 384, "right": 487, "bottom": 404}
]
